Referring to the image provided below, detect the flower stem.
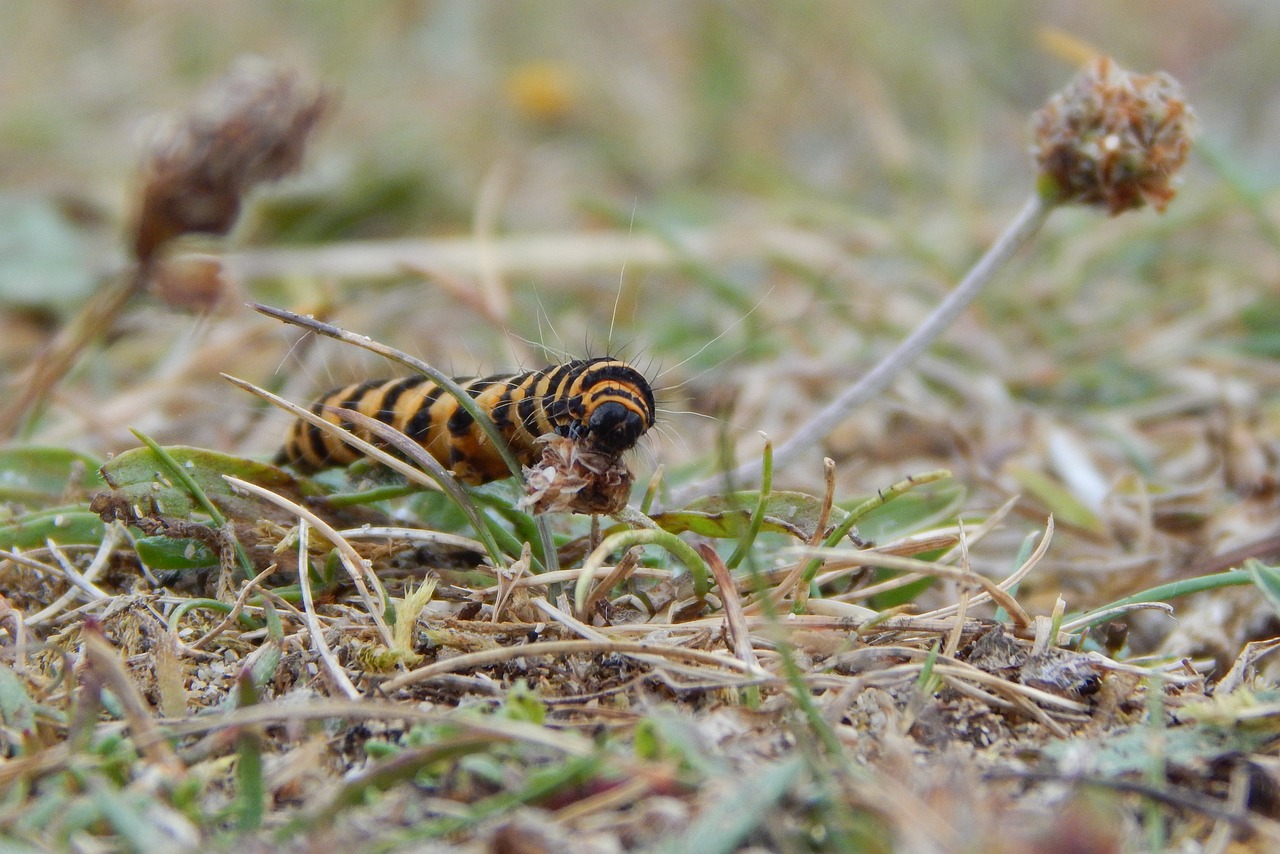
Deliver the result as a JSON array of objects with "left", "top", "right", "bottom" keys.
[{"left": 668, "top": 191, "right": 1055, "bottom": 508}]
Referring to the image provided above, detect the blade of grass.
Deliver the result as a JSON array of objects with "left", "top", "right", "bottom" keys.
[
  {"left": 223, "top": 374, "right": 508, "bottom": 569},
  {"left": 225, "top": 475, "right": 394, "bottom": 649},
  {"left": 724, "top": 435, "right": 771, "bottom": 570},
  {"left": 296, "top": 518, "right": 360, "bottom": 699},
  {"left": 660, "top": 755, "right": 805, "bottom": 854},
  {"left": 1060, "top": 568, "right": 1253, "bottom": 635},
  {"left": 573, "top": 527, "right": 710, "bottom": 615}
]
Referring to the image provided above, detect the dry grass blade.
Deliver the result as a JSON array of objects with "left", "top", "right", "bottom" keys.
[
  {"left": 942, "top": 524, "right": 973, "bottom": 658},
  {"left": 296, "top": 519, "right": 360, "bottom": 699},
  {"left": 802, "top": 547, "right": 1033, "bottom": 627},
  {"left": 19, "top": 526, "right": 120, "bottom": 626},
  {"left": 224, "top": 475, "right": 394, "bottom": 648},
  {"left": 189, "top": 564, "right": 278, "bottom": 651},
  {"left": 82, "top": 623, "right": 185, "bottom": 777},
  {"left": 700, "top": 543, "right": 763, "bottom": 672},
  {"left": 1057, "top": 601, "right": 1174, "bottom": 634},
  {"left": 382, "top": 638, "right": 754, "bottom": 692},
  {"left": 483, "top": 565, "right": 673, "bottom": 593},
  {"left": 531, "top": 598, "right": 608, "bottom": 641},
  {"left": 45, "top": 539, "right": 109, "bottom": 602},
  {"left": 221, "top": 373, "right": 445, "bottom": 493},
  {"left": 328, "top": 405, "right": 493, "bottom": 531},
  {"left": 918, "top": 515, "right": 1054, "bottom": 622},
  {"left": 337, "top": 526, "right": 486, "bottom": 555}
]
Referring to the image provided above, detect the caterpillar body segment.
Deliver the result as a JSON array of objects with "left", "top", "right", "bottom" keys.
[{"left": 279, "top": 357, "right": 655, "bottom": 486}]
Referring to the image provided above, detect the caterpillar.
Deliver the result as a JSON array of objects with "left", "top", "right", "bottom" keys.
[{"left": 279, "top": 357, "right": 656, "bottom": 487}]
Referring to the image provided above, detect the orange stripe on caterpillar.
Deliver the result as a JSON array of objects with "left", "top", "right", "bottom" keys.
[{"left": 278, "top": 358, "right": 655, "bottom": 486}]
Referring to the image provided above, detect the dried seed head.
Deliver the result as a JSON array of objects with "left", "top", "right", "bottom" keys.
[
  {"left": 521, "top": 434, "right": 634, "bottom": 516},
  {"left": 1031, "top": 56, "right": 1196, "bottom": 215},
  {"left": 147, "top": 255, "right": 238, "bottom": 313},
  {"left": 133, "top": 59, "right": 331, "bottom": 263}
]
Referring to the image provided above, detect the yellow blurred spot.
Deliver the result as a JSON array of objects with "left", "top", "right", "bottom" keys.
[
  {"left": 506, "top": 62, "right": 578, "bottom": 125},
  {"left": 1036, "top": 26, "right": 1102, "bottom": 67}
]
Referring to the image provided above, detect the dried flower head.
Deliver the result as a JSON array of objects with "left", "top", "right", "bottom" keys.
[
  {"left": 521, "top": 434, "right": 634, "bottom": 516},
  {"left": 133, "top": 59, "right": 330, "bottom": 263},
  {"left": 1031, "top": 56, "right": 1196, "bottom": 215},
  {"left": 147, "top": 254, "right": 238, "bottom": 313}
]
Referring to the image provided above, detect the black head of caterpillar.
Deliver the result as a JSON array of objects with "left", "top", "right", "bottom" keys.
[{"left": 278, "top": 357, "right": 655, "bottom": 485}]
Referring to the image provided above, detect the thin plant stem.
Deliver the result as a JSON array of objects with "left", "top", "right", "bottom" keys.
[
  {"left": 1, "top": 265, "right": 146, "bottom": 437},
  {"left": 667, "top": 191, "right": 1055, "bottom": 507}
]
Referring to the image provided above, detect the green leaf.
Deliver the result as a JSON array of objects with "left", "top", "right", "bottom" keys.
[
  {"left": 134, "top": 535, "right": 219, "bottom": 571},
  {"left": 654, "top": 490, "right": 850, "bottom": 541},
  {"left": 0, "top": 447, "right": 103, "bottom": 504},
  {"left": 0, "top": 507, "right": 105, "bottom": 549},
  {"left": 1041, "top": 721, "right": 1274, "bottom": 777},
  {"left": 1006, "top": 464, "right": 1105, "bottom": 536},
  {"left": 98, "top": 445, "right": 299, "bottom": 519},
  {"left": 678, "top": 756, "right": 806, "bottom": 854},
  {"left": 0, "top": 667, "right": 37, "bottom": 736},
  {"left": 0, "top": 197, "right": 98, "bottom": 310},
  {"left": 1247, "top": 560, "right": 1280, "bottom": 617},
  {"left": 852, "top": 477, "right": 967, "bottom": 544}
]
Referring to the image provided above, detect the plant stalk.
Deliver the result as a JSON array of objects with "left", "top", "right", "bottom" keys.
[{"left": 666, "top": 191, "right": 1054, "bottom": 508}]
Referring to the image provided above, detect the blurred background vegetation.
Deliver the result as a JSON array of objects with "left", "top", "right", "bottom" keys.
[
  {"left": 7, "top": 5, "right": 1280, "bottom": 848},
  {"left": 3, "top": 0, "right": 1279, "bottom": 549}
]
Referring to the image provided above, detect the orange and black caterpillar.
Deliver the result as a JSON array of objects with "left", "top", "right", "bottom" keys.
[{"left": 279, "top": 357, "right": 655, "bottom": 485}]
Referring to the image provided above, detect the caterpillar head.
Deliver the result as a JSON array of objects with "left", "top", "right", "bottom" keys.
[
  {"left": 582, "top": 399, "right": 648, "bottom": 455},
  {"left": 569, "top": 362, "right": 655, "bottom": 456}
]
